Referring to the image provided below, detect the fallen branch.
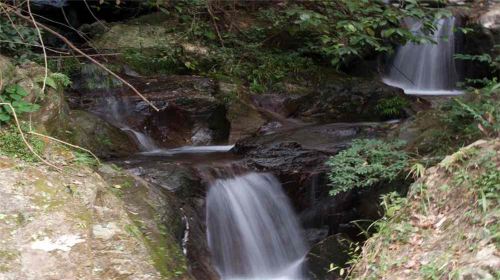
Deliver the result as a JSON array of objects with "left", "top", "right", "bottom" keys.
[
  {"left": 28, "top": 130, "right": 101, "bottom": 165},
  {"left": 3, "top": 3, "right": 160, "bottom": 111}
]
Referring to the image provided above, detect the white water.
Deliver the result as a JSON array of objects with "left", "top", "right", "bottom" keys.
[
  {"left": 140, "top": 145, "right": 234, "bottom": 156},
  {"left": 383, "top": 17, "right": 463, "bottom": 95},
  {"left": 91, "top": 95, "right": 159, "bottom": 151},
  {"left": 206, "top": 173, "right": 308, "bottom": 280}
]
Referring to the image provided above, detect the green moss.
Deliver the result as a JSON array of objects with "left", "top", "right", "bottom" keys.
[
  {"left": 31, "top": 178, "right": 65, "bottom": 210},
  {"left": 0, "top": 124, "right": 45, "bottom": 163},
  {"left": 126, "top": 217, "right": 188, "bottom": 279}
]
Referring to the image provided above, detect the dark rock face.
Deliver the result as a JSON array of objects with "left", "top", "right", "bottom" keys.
[
  {"left": 234, "top": 122, "right": 388, "bottom": 209},
  {"left": 68, "top": 73, "right": 230, "bottom": 147},
  {"left": 306, "top": 234, "right": 351, "bottom": 280},
  {"left": 292, "top": 76, "right": 418, "bottom": 123}
]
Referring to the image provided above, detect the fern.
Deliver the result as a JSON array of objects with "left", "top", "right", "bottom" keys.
[{"left": 326, "top": 139, "right": 409, "bottom": 196}]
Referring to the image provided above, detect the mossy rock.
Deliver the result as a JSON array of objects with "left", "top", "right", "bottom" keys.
[{"left": 48, "top": 110, "right": 137, "bottom": 158}]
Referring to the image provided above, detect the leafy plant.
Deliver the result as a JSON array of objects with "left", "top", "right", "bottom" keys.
[
  {"left": 0, "top": 84, "right": 40, "bottom": 123},
  {"left": 376, "top": 96, "right": 410, "bottom": 118},
  {"left": 326, "top": 139, "right": 409, "bottom": 196},
  {"left": 0, "top": 15, "right": 39, "bottom": 63},
  {"left": 443, "top": 79, "right": 499, "bottom": 139},
  {"left": 72, "top": 150, "right": 98, "bottom": 167}
]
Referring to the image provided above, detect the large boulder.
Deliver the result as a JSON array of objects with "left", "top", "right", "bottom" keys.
[
  {"left": 47, "top": 110, "right": 138, "bottom": 158},
  {"left": 0, "top": 56, "right": 67, "bottom": 132},
  {"left": 0, "top": 57, "right": 134, "bottom": 159},
  {"left": 292, "top": 75, "right": 420, "bottom": 123},
  {"left": 0, "top": 157, "right": 167, "bottom": 279}
]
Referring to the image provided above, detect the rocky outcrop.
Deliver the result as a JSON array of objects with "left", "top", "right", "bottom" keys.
[
  {"left": 113, "top": 158, "right": 220, "bottom": 280},
  {"left": 0, "top": 157, "right": 170, "bottom": 279}
]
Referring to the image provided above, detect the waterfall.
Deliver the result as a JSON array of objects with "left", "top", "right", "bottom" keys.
[
  {"left": 383, "top": 16, "right": 463, "bottom": 95},
  {"left": 206, "top": 173, "right": 308, "bottom": 280},
  {"left": 91, "top": 95, "right": 158, "bottom": 152}
]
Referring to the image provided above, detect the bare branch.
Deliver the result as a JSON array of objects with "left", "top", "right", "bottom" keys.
[{"left": 3, "top": 3, "right": 160, "bottom": 111}]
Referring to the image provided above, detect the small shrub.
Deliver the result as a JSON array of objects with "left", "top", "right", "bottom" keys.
[
  {"left": 326, "top": 139, "right": 408, "bottom": 196},
  {"left": 375, "top": 96, "right": 409, "bottom": 118}
]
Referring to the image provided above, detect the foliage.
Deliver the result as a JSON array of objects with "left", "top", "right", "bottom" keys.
[
  {"left": 0, "top": 84, "right": 40, "bottom": 123},
  {"left": 0, "top": 124, "right": 45, "bottom": 162},
  {"left": 248, "top": 0, "right": 449, "bottom": 67},
  {"left": 0, "top": 15, "right": 39, "bottom": 63},
  {"left": 326, "top": 139, "right": 409, "bottom": 196},
  {"left": 208, "top": 48, "right": 317, "bottom": 93},
  {"left": 123, "top": 46, "right": 191, "bottom": 75},
  {"left": 454, "top": 53, "right": 500, "bottom": 87},
  {"left": 47, "top": 72, "right": 72, "bottom": 89},
  {"left": 443, "top": 79, "right": 499, "bottom": 140},
  {"left": 350, "top": 140, "right": 499, "bottom": 279},
  {"left": 375, "top": 96, "right": 410, "bottom": 118},
  {"left": 72, "top": 150, "right": 98, "bottom": 167},
  {"left": 123, "top": 0, "right": 450, "bottom": 92}
]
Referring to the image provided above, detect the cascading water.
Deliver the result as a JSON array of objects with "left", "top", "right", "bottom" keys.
[
  {"left": 206, "top": 173, "right": 308, "bottom": 280},
  {"left": 91, "top": 95, "right": 159, "bottom": 151},
  {"left": 383, "top": 16, "right": 463, "bottom": 95}
]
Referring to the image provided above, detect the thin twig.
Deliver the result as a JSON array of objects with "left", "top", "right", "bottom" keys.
[
  {"left": 0, "top": 102, "right": 62, "bottom": 171},
  {"left": 206, "top": 1, "right": 225, "bottom": 47},
  {"left": 4, "top": 4, "right": 160, "bottom": 111},
  {"left": 27, "top": 0, "right": 48, "bottom": 132},
  {"left": 46, "top": 53, "right": 121, "bottom": 58},
  {"left": 29, "top": 131, "right": 101, "bottom": 165},
  {"left": 83, "top": 0, "right": 108, "bottom": 30},
  {"left": 0, "top": 40, "right": 70, "bottom": 54},
  {"left": 27, "top": 0, "right": 48, "bottom": 94}
]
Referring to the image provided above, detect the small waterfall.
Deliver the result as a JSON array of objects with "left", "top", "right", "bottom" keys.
[
  {"left": 206, "top": 173, "right": 308, "bottom": 280},
  {"left": 91, "top": 95, "right": 158, "bottom": 151},
  {"left": 383, "top": 16, "right": 463, "bottom": 95}
]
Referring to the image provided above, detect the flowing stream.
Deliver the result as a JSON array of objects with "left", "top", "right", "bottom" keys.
[
  {"left": 90, "top": 95, "right": 159, "bottom": 151},
  {"left": 206, "top": 173, "right": 308, "bottom": 280},
  {"left": 383, "top": 16, "right": 463, "bottom": 95}
]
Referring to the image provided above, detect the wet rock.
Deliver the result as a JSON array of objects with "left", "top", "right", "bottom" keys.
[
  {"left": 69, "top": 74, "right": 230, "bottom": 147},
  {"left": 292, "top": 75, "right": 419, "bottom": 123},
  {"left": 98, "top": 164, "right": 192, "bottom": 279},
  {"left": 235, "top": 122, "right": 411, "bottom": 244},
  {"left": 223, "top": 85, "right": 267, "bottom": 143},
  {"left": 110, "top": 159, "right": 220, "bottom": 279}
]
